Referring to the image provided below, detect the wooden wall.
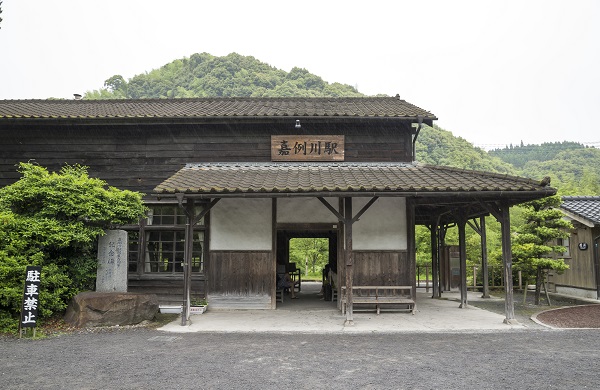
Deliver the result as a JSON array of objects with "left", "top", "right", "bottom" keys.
[
  {"left": 0, "top": 121, "right": 413, "bottom": 194},
  {"left": 353, "top": 251, "right": 411, "bottom": 286},
  {"left": 207, "top": 251, "right": 274, "bottom": 309},
  {"left": 127, "top": 275, "right": 206, "bottom": 306},
  {"left": 549, "top": 225, "right": 599, "bottom": 296}
]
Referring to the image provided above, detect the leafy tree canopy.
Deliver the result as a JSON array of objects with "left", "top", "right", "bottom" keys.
[
  {"left": 85, "top": 52, "right": 364, "bottom": 99},
  {"left": 0, "top": 163, "right": 146, "bottom": 332}
]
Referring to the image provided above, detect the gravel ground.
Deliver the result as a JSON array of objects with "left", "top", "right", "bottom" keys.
[
  {"left": 2, "top": 328, "right": 600, "bottom": 389},
  {"left": 467, "top": 290, "right": 599, "bottom": 329}
]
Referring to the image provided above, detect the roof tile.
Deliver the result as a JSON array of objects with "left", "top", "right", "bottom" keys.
[
  {"left": 561, "top": 196, "right": 600, "bottom": 225},
  {"left": 0, "top": 97, "right": 436, "bottom": 120},
  {"left": 154, "top": 162, "right": 552, "bottom": 196}
]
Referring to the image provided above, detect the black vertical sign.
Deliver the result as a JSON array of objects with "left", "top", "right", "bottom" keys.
[{"left": 20, "top": 266, "right": 41, "bottom": 328}]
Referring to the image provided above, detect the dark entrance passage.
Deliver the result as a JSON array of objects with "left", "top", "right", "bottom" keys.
[{"left": 276, "top": 226, "right": 339, "bottom": 309}]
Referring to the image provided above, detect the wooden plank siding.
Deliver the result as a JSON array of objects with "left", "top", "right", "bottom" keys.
[
  {"left": 0, "top": 121, "right": 413, "bottom": 194},
  {"left": 549, "top": 225, "right": 599, "bottom": 292},
  {"left": 207, "top": 251, "right": 274, "bottom": 309},
  {"left": 352, "top": 251, "right": 411, "bottom": 286},
  {"left": 127, "top": 275, "right": 207, "bottom": 306}
]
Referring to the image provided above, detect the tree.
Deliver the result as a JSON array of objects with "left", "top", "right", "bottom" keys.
[
  {"left": 85, "top": 52, "right": 364, "bottom": 99},
  {"left": 103, "top": 75, "right": 128, "bottom": 98},
  {"left": 511, "top": 195, "right": 572, "bottom": 305},
  {"left": 289, "top": 238, "right": 329, "bottom": 276},
  {"left": 0, "top": 163, "right": 146, "bottom": 332}
]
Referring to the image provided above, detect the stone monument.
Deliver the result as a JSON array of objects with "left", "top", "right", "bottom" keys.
[{"left": 96, "top": 229, "right": 128, "bottom": 292}]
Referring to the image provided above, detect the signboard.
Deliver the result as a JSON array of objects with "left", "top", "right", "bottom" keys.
[
  {"left": 21, "top": 266, "right": 41, "bottom": 329},
  {"left": 271, "top": 135, "right": 344, "bottom": 162}
]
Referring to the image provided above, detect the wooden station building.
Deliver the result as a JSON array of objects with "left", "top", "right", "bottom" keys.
[{"left": 0, "top": 97, "right": 556, "bottom": 324}]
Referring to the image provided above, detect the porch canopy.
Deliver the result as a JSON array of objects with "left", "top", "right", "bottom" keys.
[{"left": 154, "top": 161, "right": 556, "bottom": 325}]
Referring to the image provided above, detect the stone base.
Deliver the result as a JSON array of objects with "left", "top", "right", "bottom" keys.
[{"left": 64, "top": 292, "right": 159, "bottom": 327}]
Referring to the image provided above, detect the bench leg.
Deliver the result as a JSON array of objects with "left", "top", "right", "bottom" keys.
[{"left": 377, "top": 304, "right": 380, "bottom": 315}]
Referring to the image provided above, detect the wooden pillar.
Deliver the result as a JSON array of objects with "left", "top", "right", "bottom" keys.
[
  {"left": 438, "top": 225, "right": 447, "bottom": 293},
  {"left": 181, "top": 199, "right": 195, "bottom": 326},
  {"left": 500, "top": 204, "right": 517, "bottom": 324},
  {"left": 458, "top": 214, "right": 468, "bottom": 308},
  {"left": 430, "top": 218, "right": 439, "bottom": 299},
  {"left": 480, "top": 216, "right": 491, "bottom": 298},
  {"left": 407, "top": 199, "right": 416, "bottom": 300},
  {"left": 344, "top": 197, "right": 354, "bottom": 325}
]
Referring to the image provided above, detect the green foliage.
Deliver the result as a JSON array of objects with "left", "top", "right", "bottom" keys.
[
  {"left": 490, "top": 142, "right": 600, "bottom": 196},
  {"left": 416, "top": 125, "right": 515, "bottom": 174},
  {"left": 289, "top": 238, "right": 329, "bottom": 279},
  {"left": 511, "top": 195, "right": 571, "bottom": 303},
  {"left": 85, "top": 53, "right": 364, "bottom": 99},
  {"left": 0, "top": 163, "right": 146, "bottom": 332}
]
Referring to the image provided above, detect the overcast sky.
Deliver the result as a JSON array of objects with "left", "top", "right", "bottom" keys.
[{"left": 1, "top": 1, "right": 598, "bottom": 149}]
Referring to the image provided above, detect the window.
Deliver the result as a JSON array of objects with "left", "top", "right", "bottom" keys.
[
  {"left": 557, "top": 237, "right": 571, "bottom": 258},
  {"left": 126, "top": 203, "right": 207, "bottom": 275}
]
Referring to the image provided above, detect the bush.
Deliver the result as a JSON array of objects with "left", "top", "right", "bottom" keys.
[{"left": 0, "top": 163, "right": 146, "bottom": 332}]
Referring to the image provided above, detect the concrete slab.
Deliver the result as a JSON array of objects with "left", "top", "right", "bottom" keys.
[{"left": 159, "top": 282, "right": 524, "bottom": 334}]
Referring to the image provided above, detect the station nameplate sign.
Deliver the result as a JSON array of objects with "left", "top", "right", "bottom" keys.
[{"left": 271, "top": 135, "right": 344, "bottom": 162}]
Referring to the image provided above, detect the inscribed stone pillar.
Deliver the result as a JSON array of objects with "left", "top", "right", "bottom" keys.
[{"left": 96, "top": 230, "right": 128, "bottom": 292}]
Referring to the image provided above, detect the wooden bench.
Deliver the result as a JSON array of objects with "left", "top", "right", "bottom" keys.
[{"left": 340, "top": 286, "right": 416, "bottom": 315}]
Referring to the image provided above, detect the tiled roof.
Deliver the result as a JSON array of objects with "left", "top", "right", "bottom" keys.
[
  {"left": 561, "top": 196, "right": 600, "bottom": 225},
  {"left": 154, "top": 162, "right": 553, "bottom": 196},
  {"left": 0, "top": 97, "right": 436, "bottom": 121}
]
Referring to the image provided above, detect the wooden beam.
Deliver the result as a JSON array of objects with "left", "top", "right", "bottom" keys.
[
  {"left": 317, "top": 197, "right": 345, "bottom": 222},
  {"left": 193, "top": 198, "right": 221, "bottom": 225},
  {"left": 351, "top": 196, "right": 379, "bottom": 224}
]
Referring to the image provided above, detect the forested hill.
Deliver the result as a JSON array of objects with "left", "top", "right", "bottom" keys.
[
  {"left": 490, "top": 142, "right": 600, "bottom": 195},
  {"left": 85, "top": 52, "right": 364, "bottom": 99},
  {"left": 416, "top": 125, "right": 515, "bottom": 174}
]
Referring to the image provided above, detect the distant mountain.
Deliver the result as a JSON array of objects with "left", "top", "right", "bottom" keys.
[
  {"left": 85, "top": 52, "right": 364, "bottom": 99},
  {"left": 490, "top": 142, "right": 600, "bottom": 195}
]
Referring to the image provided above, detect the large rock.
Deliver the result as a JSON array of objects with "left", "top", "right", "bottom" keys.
[{"left": 64, "top": 292, "right": 159, "bottom": 327}]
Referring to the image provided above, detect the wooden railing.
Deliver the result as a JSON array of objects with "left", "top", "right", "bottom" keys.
[{"left": 416, "top": 265, "right": 518, "bottom": 292}]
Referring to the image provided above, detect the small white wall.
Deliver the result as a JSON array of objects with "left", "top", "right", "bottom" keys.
[
  {"left": 353, "top": 197, "right": 407, "bottom": 250},
  {"left": 277, "top": 197, "right": 338, "bottom": 224},
  {"left": 556, "top": 286, "right": 598, "bottom": 300},
  {"left": 210, "top": 198, "right": 272, "bottom": 250}
]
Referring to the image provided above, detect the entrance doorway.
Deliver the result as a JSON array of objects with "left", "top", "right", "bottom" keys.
[{"left": 276, "top": 225, "right": 339, "bottom": 308}]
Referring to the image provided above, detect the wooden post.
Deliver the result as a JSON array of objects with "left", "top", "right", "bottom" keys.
[
  {"left": 430, "top": 218, "right": 439, "bottom": 298},
  {"left": 437, "top": 225, "right": 447, "bottom": 295},
  {"left": 407, "top": 199, "right": 417, "bottom": 303},
  {"left": 458, "top": 214, "right": 468, "bottom": 308},
  {"left": 344, "top": 197, "right": 354, "bottom": 325},
  {"left": 480, "top": 217, "right": 490, "bottom": 298},
  {"left": 500, "top": 204, "right": 517, "bottom": 324},
  {"left": 181, "top": 199, "right": 195, "bottom": 326}
]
